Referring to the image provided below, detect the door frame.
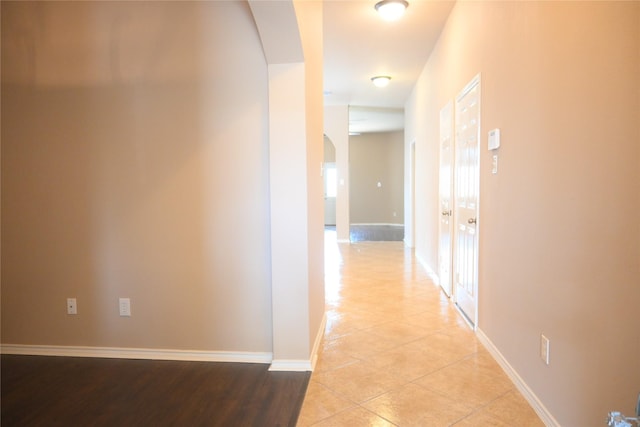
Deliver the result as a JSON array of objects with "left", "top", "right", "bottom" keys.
[
  {"left": 438, "top": 101, "right": 454, "bottom": 297},
  {"left": 407, "top": 140, "right": 416, "bottom": 248}
]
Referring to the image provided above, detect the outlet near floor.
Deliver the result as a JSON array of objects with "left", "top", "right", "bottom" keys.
[
  {"left": 67, "top": 298, "right": 77, "bottom": 315},
  {"left": 119, "top": 298, "right": 131, "bottom": 317},
  {"left": 540, "top": 334, "right": 550, "bottom": 365}
]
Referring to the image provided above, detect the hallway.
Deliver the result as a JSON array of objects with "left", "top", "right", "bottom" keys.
[{"left": 297, "top": 230, "right": 544, "bottom": 426}]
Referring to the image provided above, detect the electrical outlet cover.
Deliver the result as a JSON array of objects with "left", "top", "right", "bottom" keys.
[
  {"left": 119, "top": 298, "right": 131, "bottom": 317},
  {"left": 540, "top": 334, "right": 550, "bottom": 365}
]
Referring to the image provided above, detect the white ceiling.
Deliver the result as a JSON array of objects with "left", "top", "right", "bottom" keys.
[{"left": 323, "top": 0, "right": 455, "bottom": 133}]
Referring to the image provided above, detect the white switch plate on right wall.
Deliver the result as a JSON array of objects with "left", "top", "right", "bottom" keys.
[
  {"left": 540, "top": 334, "right": 550, "bottom": 365},
  {"left": 488, "top": 128, "right": 501, "bottom": 150}
]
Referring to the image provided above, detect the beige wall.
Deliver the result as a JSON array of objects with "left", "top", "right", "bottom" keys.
[
  {"left": 350, "top": 131, "right": 404, "bottom": 224},
  {"left": 406, "top": 1, "right": 640, "bottom": 425},
  {"left": 2, "top": 2, "right": 273, "bottom": 353}
]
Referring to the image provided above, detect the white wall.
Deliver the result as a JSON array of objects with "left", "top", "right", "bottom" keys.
[
  {"left": 255, "top": 0, "right": 325, "bottom": 368},
  {"left": 296, "top": 0, "right": 326, "bottom": 366},
  {"left": 406, "top": 1, "right": 640, "bottom": 425}
]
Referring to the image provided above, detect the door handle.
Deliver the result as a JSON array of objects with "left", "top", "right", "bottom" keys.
[
  {"left": 442, "top": 210, "right": 451, "bottom": 216},
  {"left": 468, "top": 218, "right": 477, "bottom": 224}
]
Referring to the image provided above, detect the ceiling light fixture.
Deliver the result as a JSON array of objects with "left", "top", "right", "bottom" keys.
[
  {"left": 374, "top": 0, "right": 409, "bottom": 21},
  {"left": 371, "top": 76, "right": 392, "bottom": 87}
]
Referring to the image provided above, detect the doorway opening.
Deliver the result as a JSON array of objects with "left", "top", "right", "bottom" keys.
[{"left": 324, "top": 136, "right": 337, "bottom": 227}]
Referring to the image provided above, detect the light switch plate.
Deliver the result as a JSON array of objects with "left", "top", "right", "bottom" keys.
[{"left": 488, "top": 128, "right": 500, "bottom": 150}]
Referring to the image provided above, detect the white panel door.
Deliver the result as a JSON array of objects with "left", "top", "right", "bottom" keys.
[
  {"left": 454, "top": 75, "right": 480, "bottom": 327},
  {"left": 438, "top": 101, "right": 454, "bottom": 297}
]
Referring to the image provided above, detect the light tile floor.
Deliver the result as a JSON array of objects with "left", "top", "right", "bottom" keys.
[{"left": 297, "top": 231, "right": 544, "bottom": 427}]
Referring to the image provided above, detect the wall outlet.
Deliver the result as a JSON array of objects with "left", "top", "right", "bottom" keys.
[
  {"left": 67, "top": 298, "right": 77, "bottom": 315},
  {"left": 540, "top": 334, "right": 550, "bottom": 365},
  {"left": 119, "top": 298, "right": 131, "bottom": 317}
]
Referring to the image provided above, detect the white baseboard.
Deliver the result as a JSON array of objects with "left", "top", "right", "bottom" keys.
[
  {"left": 0, "top": 344, "right": 272, "bottom": 364},
  {"left": 268, "top": 359, "right": 312, "bottom": 372},
  {"left": 269, "top": 312, "right": 326, "bottom": 372},
  {"left": 310, "top": 312, "right": 327, "bottom": 371},
  {"left": 476, "top": 329, "right": 560, "bottom": 427},
  {"left": 415, "top": 252, "right": 440, "bottom": 287},
  {"left": 3, "top": 313, "right": 327, "bottom": 373},
  {"left": 454, "top": 303, "right": 476, "bottom": 331}
]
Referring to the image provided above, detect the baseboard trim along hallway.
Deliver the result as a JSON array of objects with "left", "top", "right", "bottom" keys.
[
  {"left": 269, "top": 313, "right": 327, "bottom": 372},
  {"left": 2, "top": 314, "right": 328, "bottom": 372},
  {"left": 476, "top": 329, "right": 561, "bottom": 427},
  {"left": 0, "top": 344, "right": 273, "bottom": 364}
]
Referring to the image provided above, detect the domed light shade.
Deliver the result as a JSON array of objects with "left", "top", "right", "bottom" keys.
[
  {"left": 371, "top": 76, "right": 391, "bottom": 87},
  {"left": 375, "top": 0, "right": 409, "bottom": 21}
]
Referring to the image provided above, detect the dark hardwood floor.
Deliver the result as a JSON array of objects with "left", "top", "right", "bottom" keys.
[{"left": 1, "top": 355, "right": 310, "bottom": 427}]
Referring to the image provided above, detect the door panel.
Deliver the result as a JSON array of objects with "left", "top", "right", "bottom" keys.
[
  {"left": 454, "top": 75, "right": 480, "bottom": 327},
  {"left": 438, "top": 101, "right": 454, "bottom": 297}
]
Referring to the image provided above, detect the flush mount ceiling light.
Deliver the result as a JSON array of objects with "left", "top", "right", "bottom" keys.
[
  {"left": 375, "top": 0, "right": 409, "bottom": 21},
  {"left": 371, "top": 75, "right": 392, "bottom": 87}
]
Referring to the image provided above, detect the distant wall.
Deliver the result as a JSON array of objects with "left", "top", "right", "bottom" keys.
[{"left": 350, "top": 131, "right": 404, "bottom": 224}]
